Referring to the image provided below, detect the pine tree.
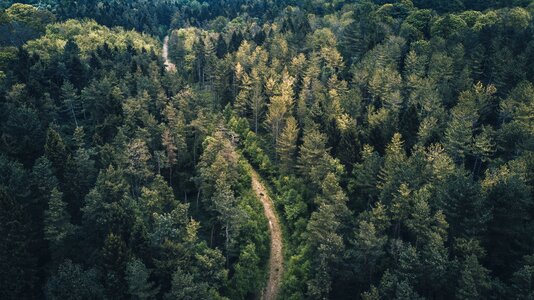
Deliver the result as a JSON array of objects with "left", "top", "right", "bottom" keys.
[
  {"left": 228, "top": 31, "right": 243, "bottom": 53},
  {"left": 340, "top": 1, "right": 381, "bottom": 64},
  {"left": 63, "top": 127, "right": 96, "bottom": 223},
  {"left": 509, "top": 255, "right": 534, "bottom": 299},
  {"left": 348, "top": 145, "right": 382, "bottom": 210},
  {"left": 215, "top": 34, "right": 227, "bottom": 59},
  {"left": 378, "top": 133, "right": 408, "bottom": 205},
  {"left": 60, "top": 81, "right": 80, "bottom": 126},
  {"left": 63, "top": 39, "right": 86, "bottom": 90},
  {"left": 168, "top": 31, "right": 186, "bottom": 70},
  {"left": 162, "top": 103, "right": 187, "bottom": 164},
  {"left": 265, "top": 71, "right": 295, "bottom": 146},
  {"left": 166, "top": 268, "right": 211, "bottom": 300},
  {"left": 82, "top": 166, "right": 135, "bottom": 242},
  {"left": 249, "top": 68, "right": 265, "bottom": 133},
  {"left": 197, "top": 131, "right": 240, "bottom": 203},
  {"left": 213, "top": 177, "right": 245, "bottom": 265},
  {"left": 234, "top": 64, "right": 251, "bottom": 117},
  {"left": 213, "top": 57, "right": 232, "bottom": 106},
  {"left": 483, "top": 163, "right": 534, "bottom": 275},
  {"left": 46, "top": 260, "right": 104, "bottom": 300},
  {"left": 277, "top": 116, "right": 299, "bottom": 174},
  {"left": 193, "top": 37, "right": 206, "bottom": 85},
  {"left": 44, "top": 188, "right": 74, "bottom": 260},
  {"left": 306, "top": 173, "right": 350, "bottom": 299},
  {"left": 306, "top": 203, "right": 344, "bottom": 299},
  {"left": 231, "top": 243, "right": 262, "bottom": 299},
  {"left": 297, "top": 124, "right": 341, "bottom": 186},
  {"left": 101, "top": 232, "right": 129, "bottom": 299},
  {"left": 126, "top": 139, "right": 153, "bottom": 197},
  {"left": 126, "top": 258, "right": 159, "bottom": 300},
  {"left": 456, "top": 255, "right": 491, "bottom": 300},
  {"left": 500, "top": 81, "right": 534, "bottom": 151},
  {"left": 162, "top": 127, "right": 177, "bottom": 183},
  {"left": 31, "top": 156, "right": 59, "bottom": 202},
  {"left": 44, "top": 126, "right": 68, "bottom": 177},
  {"left": 0, "top": 187, "right": 39, "bottom": 299},
  {"left": 204, "top": 37, "right": 218, "bottom": 88},
  {"left": 349, "top": 220, "right": 387, "bottom": 285},
  {"left": 435, "top": 168, "right": 488, "bottom": 239}
]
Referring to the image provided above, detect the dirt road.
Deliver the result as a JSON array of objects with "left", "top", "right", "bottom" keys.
[
  {"left": 250, "top": 170, "right": 283, "bottom": 300},
  {"left": 162, "top": 35, "right": 176, "bottom": 72}
]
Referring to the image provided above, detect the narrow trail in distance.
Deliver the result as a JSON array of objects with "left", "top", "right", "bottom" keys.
[
  {"left": 250, "top": 170, "right": 283, "bottom": 300},
  {"left": 162, "top": 35, "right": 176, "bottom": 72}
]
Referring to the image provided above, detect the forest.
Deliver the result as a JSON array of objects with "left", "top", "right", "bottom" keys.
[{"left": 1, "top": 0, "right": 534, "bottom": 299}]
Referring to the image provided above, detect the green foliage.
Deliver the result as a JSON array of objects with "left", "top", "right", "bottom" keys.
[
  {"left": 45, "top": 126, "right": 67, "bottom": 176},
  {"left": 348, "top": 218, "right": 387, "bottom": 284},
  {"left": 0, "top": 179, "right": 38, "bottom": 299},
  {"left": 25, "top": 19, "right": 159, "bottom": 60},
  {"left": 229, "top": 115, "right": 275, "bottom": 176},
  {"left": 0, "top": 4, "right": 55, "bottom": 47},
  {"left": 298, "top": 124, "right": 343, "bottom": 188},
  {"left": 483, "top": 163, "right": 534, "bottom": 275},
  {"left": 166, "top": 268, "right": 212, "bottom": 300},
  {"left": 305, "top": 173, "right": 350, "bottom": 298},
  {"left": 82, "top": 166, "right": 135, "bottom": 244},
  {"left": 456, "top": 255, "right": 491, "bottom": 299},
  {"left": 231, "top": 243, "right": 263, "bottom": 299},
  {"left": 348, "top": 145, "right": 382, "bottom": 210},
  {"left": 1, "top": 0, "right": 534, "bottom": 299},
  {"left": 44, "top": 188, "right": 75, "bottom": 259},
  {"left": 126, "top": 258, "right": 160, "bottom": 300},
  {"left": 46, "top": 259, "right": 104, "bottom": 300}
]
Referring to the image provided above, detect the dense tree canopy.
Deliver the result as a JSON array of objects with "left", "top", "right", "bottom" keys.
[{"left": 1, "top": 0, "right": 534, "bottom": 299}]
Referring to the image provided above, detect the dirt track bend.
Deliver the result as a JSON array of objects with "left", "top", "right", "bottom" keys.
[{"left": 250, "top": 170, "right": 283, "bottom": 300}]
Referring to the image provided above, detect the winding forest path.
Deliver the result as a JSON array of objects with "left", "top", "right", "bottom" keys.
[
  {"left": 162, "top": 35, "right": 283, "bottom": 299},
  {"left": 162, "top": 35, "right": 176, "bottom": 72},
  {"left": 250, "top": 170, "right": 283, "bottom": 300}
]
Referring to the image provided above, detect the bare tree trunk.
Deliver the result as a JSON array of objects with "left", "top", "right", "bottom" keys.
[
  {"left": 196, "top": 190, "right": 200, "bottom": 211},
  {"left": 210, "top": 224, "right": 214, "bottom": 248},
  {"left": 70, "top": 104, "right": 78, "bottom": 127},
  {"left": 225, "top": 224, "right": 229, "bottom": 268},
  {"left": 169, "top": 166, "right": 172, "bottom": 186},
  {"left": 254, "top": 108, "right": 258, "bottom": 134}
]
